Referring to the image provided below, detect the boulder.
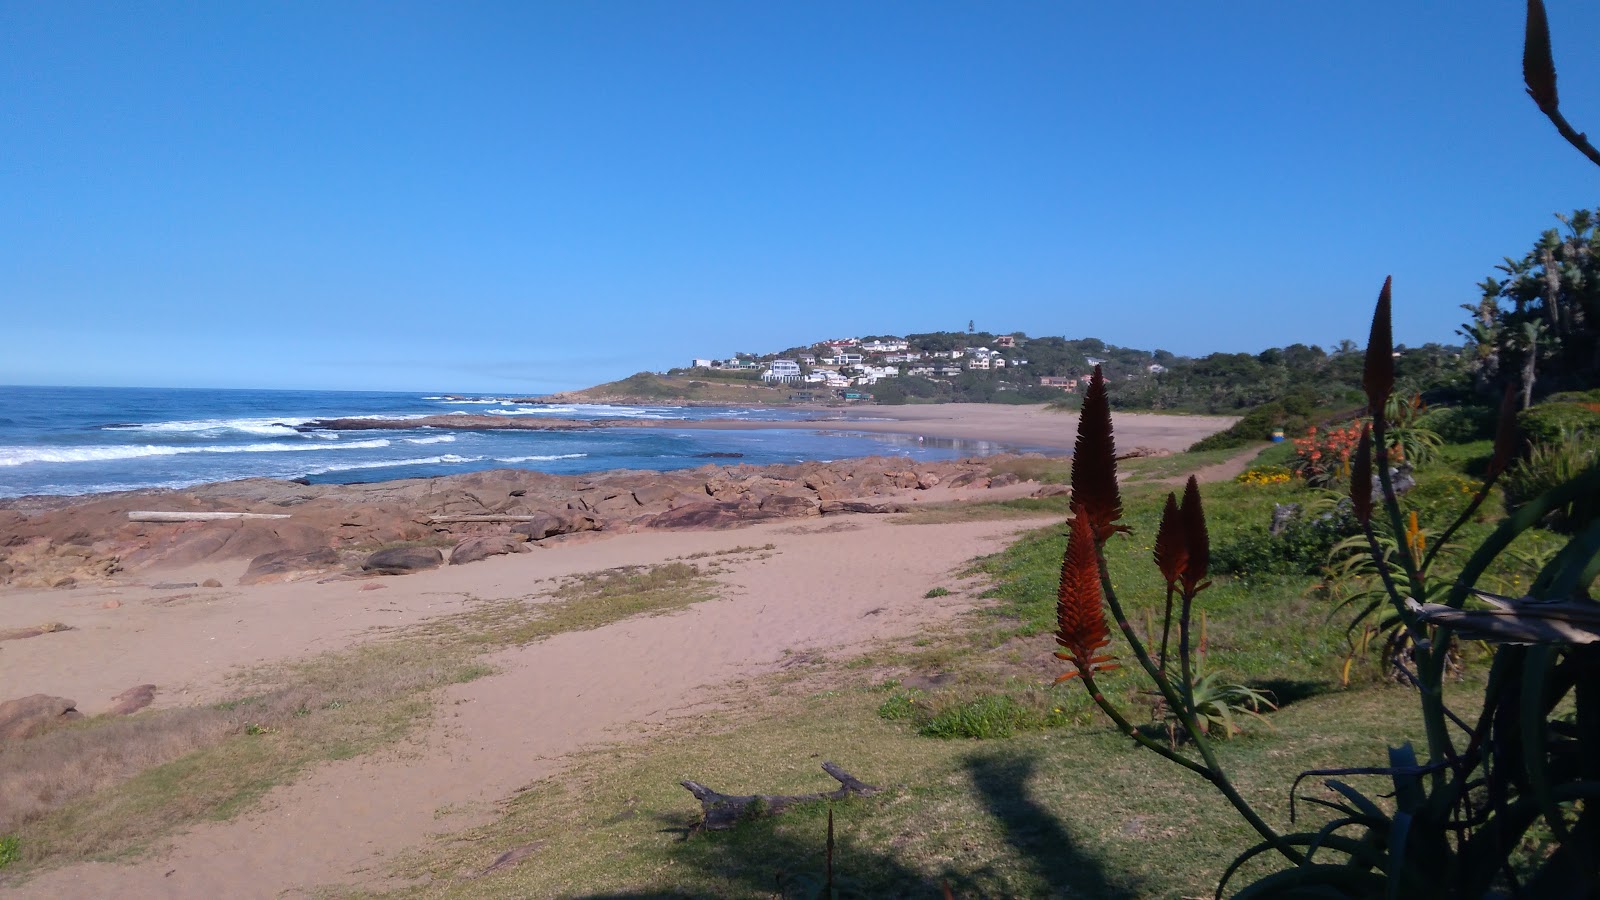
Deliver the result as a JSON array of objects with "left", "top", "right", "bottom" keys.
[
  {"left": 988, "top": 472, "right": 1023, "bottom": 488},
  {"left": 1033, "top": 484, "right": 1072, "bottom": 498},
  {"left": 449, "top": 533, "right": 530, "bottom": 565},
  {"left": 945, "top": 471, "right": 990, "bottom": 489},
  {"left": 240, "top": 547, "right": 342, "bottom": 585},
  {"left": 759, "top": 494, "right": 820, "bottom": 518},
  {"left": 916, "top": 472, "right": 942, "bottom": 490},
  {"left": 510, "top": 511, "right": 566, "bottom": 541},
  {"left": 0, "top": 694, "right": 83, "bottom": 743},
  {"left": 647, "top": 501, "right": 778, "bottom": 530},
  {"left": 820, "top": 500, "right": 907, "bottom": 515},
  {"left": 361, "top": 545, "right": 445, "bottom": 575},
  {"left": 107, "top": 684, "right": 157, "bottom": 716}
]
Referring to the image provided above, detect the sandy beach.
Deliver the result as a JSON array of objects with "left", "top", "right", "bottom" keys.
[{"left": 0, "top": 403, "right": 1238, "bottom": 898}]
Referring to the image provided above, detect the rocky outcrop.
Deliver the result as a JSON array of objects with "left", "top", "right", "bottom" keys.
[
  {"left": 449, "top": 533, "right": 530, "bottom": 565},
  {"left": 0, "top": 694, "right": 83, "bottom": 743},
  {"left": 362, "top": 546, "right": 445, "bottom": 575},
  {"left": 239, "top": 548, "right": 342, "bottom": 585},
  {"left": 0, "top": 452, "right": 1045, "bottom": 586}
]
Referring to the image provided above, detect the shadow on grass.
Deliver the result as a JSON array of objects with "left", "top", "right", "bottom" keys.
[
  {"left": 574, "top": 753, "right": 1139, "bottom": 898},
  {"left": 965, "top": 750, "right": 1143, "bottom": 900},
  {"left": 1256, "top": 678, "right": 1335, "bottom": 709}
]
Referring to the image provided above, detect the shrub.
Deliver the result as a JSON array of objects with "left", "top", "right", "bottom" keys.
[
  {"left": 1502, "top": 428, "right": 1600, "bottom": 531},
  {"left": 1519, "top": 397, "right": 1600, "bottom": 445},
  {"left": 1189, "top": 402, "right": 1285, "bottom": 452},
  {"left": 1416, "top": 404, "right": 1498, "bottom": 443},
  {"left": 1211, "top": 506, "right": 1359, "bottom": 577}
]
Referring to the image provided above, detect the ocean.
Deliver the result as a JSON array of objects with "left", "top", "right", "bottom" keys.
[{"left": 0, "top": 386, "right": 1021, "bottom": 499}]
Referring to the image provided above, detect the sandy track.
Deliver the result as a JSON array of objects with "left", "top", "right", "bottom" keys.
[{"left": 9, "top": 512, "right": 1057, "bottom": 900}]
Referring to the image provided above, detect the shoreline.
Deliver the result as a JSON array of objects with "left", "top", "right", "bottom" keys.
[{"left": 303, "top": 403, "right": 1235, "bottom": 456}]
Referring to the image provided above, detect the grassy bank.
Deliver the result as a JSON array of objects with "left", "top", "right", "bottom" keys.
[{"left": 366, "top": 451, "right": 1512, "bottom": 898}]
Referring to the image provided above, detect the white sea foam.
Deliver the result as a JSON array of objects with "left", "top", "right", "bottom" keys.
[
  {"left": 0, "top": 439, "right": 393, "bottom": 467},
  {"left": 104, "top": 416, "right": 315, "bottom": 436},
  {"left": 403, "top": 435, "right": 458, "bottom": 445},
  {"left": 494, "top": 453, "right": 589, "bottom": 463},
  {"left": 303, "top": 454, "right": 485, "bottom": 475}
]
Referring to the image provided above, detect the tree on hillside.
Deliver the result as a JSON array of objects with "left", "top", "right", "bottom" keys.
[{"left": 1461, "top": 208, "right": 1600, "bottom": 403}]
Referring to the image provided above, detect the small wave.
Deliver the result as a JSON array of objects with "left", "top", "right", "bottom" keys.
[
  {"left": 0, "top": 439, "right": 393, "bottom": 467},
  {"left": 403, "top": 435, "right": 458, "bottom": 445},
  {"left": 103, "top": 416, "right": 315, "bottom": 436},
  {"left": 495, "top": 453, "right": 589, "bottom": 463},
  {"left": 303, "top": 453, "right": 485, "bottom": 475}
]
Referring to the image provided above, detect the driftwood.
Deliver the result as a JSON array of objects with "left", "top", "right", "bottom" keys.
[
  {"left": 680, "top": 762, "right": 882, "bottom": 830},
  {"left": 1409, "top": 591, "right": 1600, "bottom": 645},
  {"left": 128, "top": 511, "right": 290, "bottom": 522}
]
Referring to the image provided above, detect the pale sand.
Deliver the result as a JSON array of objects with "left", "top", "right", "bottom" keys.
[
  {"left": 0, "top": 407, "right": 1239, "bottom": 898},
  {"left": 4, "top": 506, "right": 1059, "bottom": 899}
]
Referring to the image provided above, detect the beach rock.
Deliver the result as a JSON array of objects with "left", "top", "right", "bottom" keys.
[
  {"left": 102, "top": 599, "right": 121, "bottom": 609},
  {"left": 0, "top": 694, "right": 83, "bottom": 743},
  {"left": 202, "top": 578, "right": 223, "bottom": 588},
  {"left": 509, "top": 512, "right": 566, "bottom": 541},
  {"left": 107, "top": 684, "right": 157, "bottom": 716},
  {"left": 945, "top": 471, "right": 990, "bottom": 489},
  {"left": 449, "top": 534, "right": 529, "bottom": 565},
  {"left": 359, "top": 582, "right": 388, "bottom": 591},
  {"left": 759, "top": 494, "right": 820, "bottom": 517},
  {"left": 0, "top": 622, "right": 70, "bottom": 643},
  {"left": 916, "top": 472, "right": 942, "bottom": 489},
  {"left": 1033, "top": 484, "right": 1072, "bottom": 498},
  {"left": 362, "top": 546, "right": 444, "bottom": 575},
  {"left": 240, "top": 547, "right": 342, "bottom": 585},
  {"left": 988, "top": 472, "right": 1022, "bottom": 488},
  {"left": 647, "top": 501, "right": 777, "bottom": 530},
  {"left": 820, "top": 500, "right": 907, "bottom": 515}
]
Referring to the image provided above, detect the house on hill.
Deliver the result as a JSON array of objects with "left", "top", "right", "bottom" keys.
[{"left": 761, "top": 360, "right": 803, "bottom": 383}]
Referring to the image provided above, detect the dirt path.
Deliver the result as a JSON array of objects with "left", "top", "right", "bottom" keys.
[
  {"left": 1154, "top": 444, "right": 1268, "bottom": 486},
  {"left": 10, "top": 513, "right": 1057, "bottom": 900}
]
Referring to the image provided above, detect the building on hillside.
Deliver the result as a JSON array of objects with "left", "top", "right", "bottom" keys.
[
  {"left": 1085, "top": 356, "right": 1107, "bottom": 368},
  {"left": 1039, "top": 376, "right": 1080, "bottom": 391},
  {"left": 797, "top": 354, "right": 817, "bottom": 365},
  {"left": 1148, "top": 363, "right": 1168, "bottom": 374},
  {"left": 995, "top": 335, "right": 1017, "bottom": 348},
  {"left": 690, "top": 358, "right": 714, "bottom": 368},
  {"left": 761, "top": 359, "right": 803, "bottom": 383},
  {"left": 860, "top": 338, "right": 909, "bottom": 353}
]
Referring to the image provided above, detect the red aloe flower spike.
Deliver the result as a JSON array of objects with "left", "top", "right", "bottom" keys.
[
  {"left": 1069, "top": 365, "right": 1126, "bottom": 541},
  {"left": 1363, "top": 277, "right": 1395, "bottom": 415},
  {"left": 1351, "top": 423, "right": 1374, "bottom": 524},
  {"left": 1179, "top": 475, "right": 1210, "bottom": 594},
  {"left": 1524, "top": 0, "right": 1559, "bottom": 115},
  {"left": 1054, "top": 510, "right": 1116, "bottom": 682},
  {"left": 1153, "top": 492, "right": 1187, "bottom": 589}
]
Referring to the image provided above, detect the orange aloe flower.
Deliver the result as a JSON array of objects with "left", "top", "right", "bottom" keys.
[
  {"left": 1179, "top": 475, "right": 1210, "bottom": 595},
  {"left": 1069, "top": 365, "right": 1126, "bottom": 541},
  {"left": 1363, "top": 277, "right": 1394, "bottom": 414},
  {"left": 1350, "top": 423, "right": 1373, "bottom": 524},
  {"left": 1055, "top": 510, "right": 1116, "bottom": 682},
  {"left": 1153, "top": 491, "right": 1187, "bottom": 590}
]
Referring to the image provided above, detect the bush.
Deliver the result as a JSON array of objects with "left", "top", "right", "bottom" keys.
[
  {"left": 1189, "top": 402, "right": 1285, "bottom": 452},
  {"left": 1519, "top": 396, "right": 1600, "bottom": 445},
  {"left": 1211, "top": 506, "right": 1360, "bottom": 577},
  {"left": 1502, "top": 428, "right": 1600, "bottom": 532},
  {"left": 918, "top": 694, "right": 1034, "bottom": 739},
  {"left": 1415, "top": 404, "right": 1498, "bottom": 443}
]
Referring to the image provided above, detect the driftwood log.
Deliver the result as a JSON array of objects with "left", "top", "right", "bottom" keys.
[
  {"left": 128, "top": 511, "right": 290, "bottom": 522},
  {"left": 680, "top": 762, "right": 882, "bottom": 830}
]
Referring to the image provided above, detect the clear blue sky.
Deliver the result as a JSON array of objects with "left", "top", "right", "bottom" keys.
[{"left": 4, "top": 1, "right": 1598, "bottom": 393}]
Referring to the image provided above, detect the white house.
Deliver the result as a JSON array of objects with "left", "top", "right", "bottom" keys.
[
  {"left": 690, "top": 358, "right": 714, "bottom": 369},
  {"left": 761, "top": 359, "right": 803, "bottom": 383},
  {"left": 860, "top": 338, "right": 909, "bottom": 353},
  {"left": 1148, "top": 363, "right": 1168, "bottom": 374}
]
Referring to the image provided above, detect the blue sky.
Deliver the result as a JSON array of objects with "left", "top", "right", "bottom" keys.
[{"left": 4, "top": 2, "right": 1598, "bottom": 393}]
